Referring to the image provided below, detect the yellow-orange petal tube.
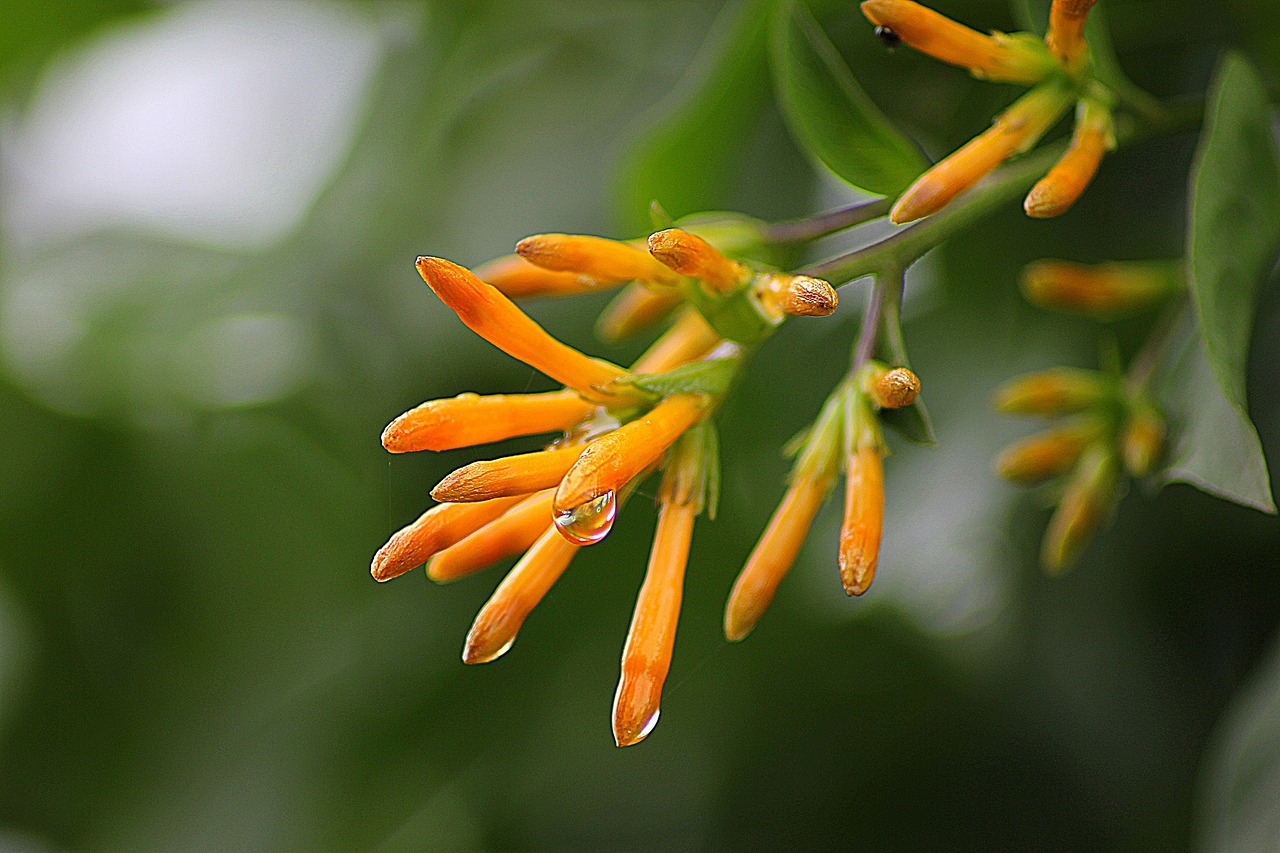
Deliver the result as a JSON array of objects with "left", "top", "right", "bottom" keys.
[
  {"left": 415, "top": 257, "right": 629, "bottom": 401},
  {"left": 995, "top": 420, "right": 1101, "bottom": 485},
  {"left": 631, "top": 308, "right": 722, "bottom": 375},
  {"left": 890, "top": 83, "right": 1074, "bottom": 224},
  {"left": 648, "top": 228, "right": 749, "bottom": 293},
  {"left": 473, "top": 254, "right": 601, "bottom": 298},
  {"left": 993, "top": 368, "right": 1108, "bottom": 416},
  {"left": 839, "top": 445, "right": 885, "bottom": 596},
  {"left": 516, "top": 234, "right": 681, "bottom": 286},
  {"left": 462, "top": 525, "right": 580, "bottom": 663},
  {"left": 427, "top": 490, "right": 555, "bottom": 583},
  {"left": 1025, "top": 100, "right": 1114, "bottom": 218},
  {"left": 1121, "top": 400, "right": 1165, "bottom": 478},
  {"left": 1041, "top": 443, "right": 1117, "bottom": 573},
  {"left": 1045, "top": 0, "right": 1098, "bottom": 73},
  {"left": 612, "top": 499, "right": 696, "bottom": 747},
  {"left": 861, "top": 0, "right": 1056, "bottom": 84},
  {"left": 381, "top": 389, "right": 594, "bottom": 453},
  {"left": 596, "top": 284, "right": 684, "bottom": 342},
  {"left": 553, "top": 394, "right": 708, "bottom": 540},
  {"left": 430, "top": 443, "right": 585, "bottom": 503},
  {"left": 371, "top": 495, "right": 526, "bottom": 582},
  {"left": 1020, "top": 259, "right": 1181, "bottom": 319},
  {"left": 724, "top": 474, "right": 831, "bottom": 642}
]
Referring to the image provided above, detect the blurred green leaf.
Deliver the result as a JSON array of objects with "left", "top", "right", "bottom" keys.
[
  {"left": 614, "top": 0, "right": 774, "bottom": 232},
  {"left": 769, "top": 0, "right": 926, "bottom": 197},
  {"left": 1187, "top": 52, "right": 1280, "bottom": 417},
  {"left": 1158, "top": 322, "right": 1276, "bottom": 514},
  {"left": 1198, "top": 636, "right": 1280, "bottom": 852}
]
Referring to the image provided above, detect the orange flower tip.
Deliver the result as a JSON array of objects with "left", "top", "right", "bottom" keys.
[
  {"left": 461, "top": 627, "right": 515, "bottom": 665},
  {"left": 370, "top": 544, "right": 412, "bottom": 583},
  {"left": 869, "top": 367, "right": 920, "bottom": 409},
  {"left": 723, "top": 608, "right": 758, "bottom": 643},
  {"left": 785, "top": 276, "right": 838, "bottom": 317},
  {"left": 839, "top": 559, "right": 876, "bottom": 597},
  {"left": 612, "top": 672, "right": 663, "bottom": 748},
  {"left": 647, "top": 228, "right": 745, "bottom": 291},
  {"left": 993, "top": 368, "right": 1105, "bottom": 415},
  {"left": 889, "top": 185, "right": 939, "bottom": 225}
]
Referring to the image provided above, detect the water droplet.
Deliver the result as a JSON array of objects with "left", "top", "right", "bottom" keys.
[
  {"left": 554, "top": 491, "right": 617, "bottom": 545},
  {"left": 636, "top": 707, "right": 660, "bottom": 740},
  {"left": 463, "top": 634, "right": 515, "bottom": 665}
]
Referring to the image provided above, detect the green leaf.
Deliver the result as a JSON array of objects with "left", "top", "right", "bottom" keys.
[
  {"left": 614, "top": 0, "right": 774, "bottom": 233},
  {"left": 1157, "top": 323, "right": 1276, "bottom": 514},
  {"left": 879, "top": 400, "right": 936, "bottom": 446},
  {"left": 1188, "top": 52, "right": 1280, "bottom": 417},
  {"left": 769, "top": 0, "right": 927, "bottom": 197},
  {"left": 1198, "top": 636, "right": 1280, "bottom": 852},
  {"left": 624, "top": 357, "right": 740, "bottom": 398}
]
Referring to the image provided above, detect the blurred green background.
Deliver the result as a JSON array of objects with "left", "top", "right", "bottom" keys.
[{"left": 0, "top": 0, "right": 1278, "bottom": 849}]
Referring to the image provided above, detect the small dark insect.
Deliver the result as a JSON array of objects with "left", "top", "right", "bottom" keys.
[{"left": 874, "top": 26, "right": 900, "bottom": 50}]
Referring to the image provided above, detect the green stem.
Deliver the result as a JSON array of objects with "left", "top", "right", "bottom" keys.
[{"left": 764, "top": 198, "right": 893, "bottom": 247}]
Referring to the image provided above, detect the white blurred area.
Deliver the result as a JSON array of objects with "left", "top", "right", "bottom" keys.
[
  {"left": 3, "top": 0, "right": 384, "bottom": 250},
  {"left": 0, "top": 1, "right": 393, "bottom": 419}
]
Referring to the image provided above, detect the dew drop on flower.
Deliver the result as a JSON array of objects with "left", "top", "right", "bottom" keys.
[{"left": 554, "top": 490, "right": 617, "bottom": 545}]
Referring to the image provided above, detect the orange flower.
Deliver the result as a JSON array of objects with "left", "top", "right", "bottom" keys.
[
  {"left": 1041, "top": 443, "right": 1117, "bottom": 572},
  {"left": 371, "top": 495, "right": 526, "bottom": 582},
  {"left": 993, "top": 367, "right": 1108, "bottom": 416},
  {"left": 995, "top": 419, "right": 1102, "bottom": 485},
  {"left": 1020, "top": 259, "right": 1181, "bottom": 319},
  {"left": 381, "top": 389, "right": 593, "bottom": 453},
  {"left": 430, "top": 443, "right": 586, "bottom": 503},
  {"left": 862, "top": 364, "right": 921, "bottom": 409},
  {"left": 860, "top": 0, "right": 1056, "bottom": 84},
  {"left": 516, "top": 233, "right": 681, "bottom": 286},
  {"left": 553, "top": 393, "right": 708, "bottom": 539},
  {"left": 724, "top": 390, "right": 843, "bottom": 641},
  {"left": 474, "top": 254, "right": 601, "bottom": 298},
  {"left": 891, "top": 82, "right": 1075, "bottom": 224},
  {"left": 416, "top": 256, "right": 630, "bottom": 401},
  {"left": 648, "top": 228, "right": 749, "bottom": 293},
  {"left": 754, "top": 274, "right": 839, "bottom": 320},
  {"left": 613, "top": 497, "right": 696, "bottom": 747},
  {"left": 1025, "top": 99, "right": 1114, "bottom": 218},
  {"left": 839, "top": 445, "right": 884, "bottom": 596},
  {"left": 630, "top": 308, "right": 722, "bottom": 375},
  {"left": 462, "top": 524, "right": 581, "bottom": 664},
  {"left": 596, "top": 283, "right": 684, "bottom": 341},
  {"left": 1045, "top": 0, "right": 1098, "bottom": 74},
  {"left": 1121, "top": 399, "right": 1165, "bottom": 477},
  {"left": 427, "top": 490, "right": 555, "bottom": 583}
]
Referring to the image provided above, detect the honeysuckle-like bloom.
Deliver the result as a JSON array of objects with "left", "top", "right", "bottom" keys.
[
  {"left": 839, "top": 395, "right": 885, "bottom": 597},
  {"left": 993, "top": 367, "right": 1110, "bottom": 416},
  {"left": 864, "top": 0, "right": 1115, "bottom": 224},
  {"left": 1020, "top": 258, "right": 1182, "bottom": 318},
  {"left": 995, "top": 418, "right": 1104, "bottom": 484}
]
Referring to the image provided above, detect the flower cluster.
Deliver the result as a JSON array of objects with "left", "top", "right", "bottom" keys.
[
  {"left": 373, "top": 225, "right": 922, "bottom": 746},
  {"left": 862, "top": 0, "right": 1113, "bottom": 222},
  {"left": 994, "top": 258, "right": 1182, "bottom": 570}
]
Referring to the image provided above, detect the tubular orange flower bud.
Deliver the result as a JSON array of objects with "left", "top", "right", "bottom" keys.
[
  {"left": 890, "top": 83, "right": 1074, "bottom": 224},
  {"left": 861, "top": 0, "right": 1056, "bottom": 84},
  {"left": 648, "top": 228, "right": 749, "bottom": 293},
  {"left": 596, "top": 284, "right": 683, "bottom": 342},
  {"left": 516, "top": 234, "right": 681, "bottom": 286},
  {"left": 416, "top": 257, "right": 631, "bottom": 402},
  {"left": 993, "top": 367, "right": 1109, "bottom": 416},
  {"left": 427, "top": 490, "right": 555, "bottom": 583},
  {"left": 1020, "top": 259, "right": 1181, "bottom": 319},
  {"left": 1025, "top": 100, "right": 1115, "bottom": 218},
  {"left": 631, "top": 308, "right": 722, "bottom": 375},
  {"left": 473, "top": 254, "right": 602, "bottom": 298},
  {"left": 755, "top": 274, "right": 839, "bottom": 320},
  {"left": 430, "top": 443, "right": 585, "bottom": 503},
  {"left": 995, "top": 419, "right": 1102, "bottom": 485},
  {"left": 863, "top": 365, "right": 921, "bottom": 409},
  {"left": 381, "top": 389, "right": 594, "bottom": 453},
  {"left": 613, "top": 498, "right": 696, "bottom": 747},
  {"left": 1045, "top": 0, "right": 1098, "bottom": 73},
  {"left": 462, "top": 525, "right": 580, "bottom": 664},
  {"left": 554, "top": 394, "right": 708, "bottom": 541},
  {"left": 724, "top": 475, "right": 831, "bottom": 641},
  {"left": 725, "top": 389, "right": 843, "bottom": 640},
  {"left": 839, "top": 445, "right": 884, "bottom": 596},
  {"left": 1041, "top": 443, "right": 1117, "bottom": 573},
  {"left": 371, "top": 495, "right": 526, "bottom": 582},
  {"left": 1121, "top": 400, "right": 1165, "bottom": 477}
]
